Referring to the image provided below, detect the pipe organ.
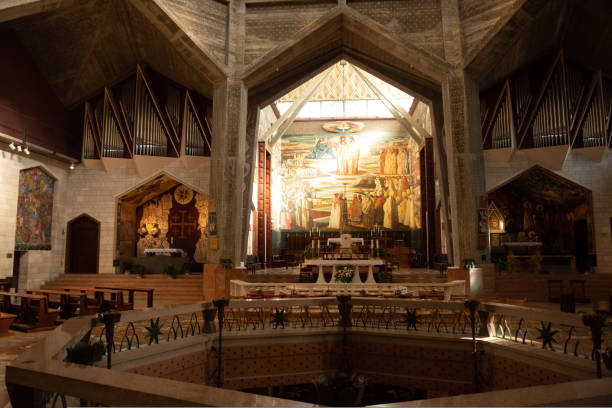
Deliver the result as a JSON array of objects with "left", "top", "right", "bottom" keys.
[
  {"left": 532, "top": 68, "right": 568, "bottom": 148},
  {"left": 481, "top": 51, "right": 611, "bottom": 153},
  {"left": 184, "top": 92, "right": 211, "bottom": 157},
  {"left": 81, "top": 65, "right": 212, "bottom": 162},
  {"left": 82, "top": 106, "right": 99, "bottom": 159}
]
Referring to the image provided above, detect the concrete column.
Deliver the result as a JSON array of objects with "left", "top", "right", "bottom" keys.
[
  {"left": 440, "top": 0, "right": 488, "bottom": 265},
  {"left": 441, "top": 70, "right": 488, "bottom": 265},
  {"left": 211, "top": 79, "right": 248, "bottom": 264},
  {"left": 240, "top": 106, "right": 260, "bottom": 261}
]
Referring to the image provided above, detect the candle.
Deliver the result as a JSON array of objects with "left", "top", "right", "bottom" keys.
[
  {"left": 376, "top": 240, "right": 379, "bottom": 249},
  {"left": 312, "top": 240, "right": 315, "bottom": 249},
  {"left": 317, "top": 240, "right": 320, "bottom": 249}
]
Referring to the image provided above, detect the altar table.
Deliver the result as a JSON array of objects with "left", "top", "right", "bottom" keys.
[
  {"left": 327, "top": 237, "right": 365, "bottom": 246},
  {"left": 144, "top": 248, "right": 184, "bottom": 256},
  {"left": 304, "top": 259, "right": 384, "bottom": 284}
]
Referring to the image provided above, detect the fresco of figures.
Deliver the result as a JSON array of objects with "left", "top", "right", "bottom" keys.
[{"left": 278, "top": 120, "right": 421, "bottom": 232}]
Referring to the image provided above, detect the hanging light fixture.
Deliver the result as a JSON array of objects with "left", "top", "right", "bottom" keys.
[{"left": 69, "top": 162, "right": 75, "bottom": 170}]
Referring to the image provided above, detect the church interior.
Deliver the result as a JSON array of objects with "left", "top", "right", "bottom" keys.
[{"left": 0, "top": 0, "right": 611, "bottom": 406}]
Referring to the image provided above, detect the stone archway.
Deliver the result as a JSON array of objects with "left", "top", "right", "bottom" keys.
[
  {"left": 65, "top": 214, "right": 100, "bottom": 274},
  {"left": 487, "top": 165, "right": 595, "bottom": 273},
  {"left": 115, "top": 172, "right": 214, "bottom": 272}
]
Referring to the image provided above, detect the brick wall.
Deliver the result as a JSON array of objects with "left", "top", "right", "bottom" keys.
[{"left": 485, "top": 151, "right": 612, "bottom": 274}]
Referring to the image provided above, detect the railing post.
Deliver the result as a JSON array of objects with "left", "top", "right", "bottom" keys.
[
  {"left": 465, "top": 300, "right": 481, "bottom": 393},
  {"left": 337, "top": 295, "right": 352, "bottom": 373},
  {"left": 203, "top": 308, "right": 217, "bottom": 333},
  {"left": 213, "top": 298, "right": 229, "bottom": 388},
  {"left": 98, "top": 311, "right": 121, "bottom": 369},
  {"left": 582, "top": 313, "right": 606, "bottom": 378}
]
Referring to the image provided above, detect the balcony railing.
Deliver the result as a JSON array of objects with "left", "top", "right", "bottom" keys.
[{"left": 5, "top": 297, "right": 611, "bottom": 407}]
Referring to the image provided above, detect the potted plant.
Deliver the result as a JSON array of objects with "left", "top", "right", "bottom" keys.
[
  {"left": 164, "top": 265, "right": 179, "bottom": 279},
  {"left": 131, "top": 264, "right": 145, "bottom": 278},
  {"left": 304, "top": 247, "right": 314, "bottom": 259},
  {"left": 66, "top": 341, "right": 105, "bottom": 366},
  {"left": 377, "top": 269, "right": 392, "bottom": 283},
  {"left": 122, "top": 261, "right": 132, "bottom": 275}
]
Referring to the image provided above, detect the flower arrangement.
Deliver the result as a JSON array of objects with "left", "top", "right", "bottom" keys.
[
  {"left": 377, "top": 269, "right": 392, "bottom": 283},
  {"left": 334, "top": 265, "right": 354, "bottom": 283}
]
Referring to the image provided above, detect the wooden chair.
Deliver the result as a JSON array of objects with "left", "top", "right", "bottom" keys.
[
  {"left": 299, "top": 265, "right": 313, "bottom": 282},
  {"left": 547, "top": 280, "right": 563, "bottom": 303},
  {"left": 569, "top": 280, "right": 589, "bottom": 303},
  {"left": 433, "top": 254, "right": 450, "bottom": 276}
]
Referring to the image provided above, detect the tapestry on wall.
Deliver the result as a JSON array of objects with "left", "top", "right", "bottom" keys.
[
  {"left": 279, "top": 121, "right": 421, "bottom": 232},
  {"left": 15, "top": 167, "right": 55, "bottom": 250}
]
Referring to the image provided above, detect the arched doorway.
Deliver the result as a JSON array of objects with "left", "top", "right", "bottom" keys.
[{"left": 65, "top": 214, "right": 100, "bottom": 274}]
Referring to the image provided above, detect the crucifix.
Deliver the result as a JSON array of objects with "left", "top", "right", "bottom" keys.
[{"left": 169, "top": 210, "right": 198, "bottom": 239}]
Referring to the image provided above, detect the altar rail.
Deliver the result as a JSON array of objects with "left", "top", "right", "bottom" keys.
[
  {"left": 5, "top": 297, "right": 611, "bottom": 406},
  {"left": 229, "top": 279, "right": 466, "bottom": 301}
]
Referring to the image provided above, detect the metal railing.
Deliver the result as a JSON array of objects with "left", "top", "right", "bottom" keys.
[{"left": 5, "top": 297, "right": 611, "bottom": 406}]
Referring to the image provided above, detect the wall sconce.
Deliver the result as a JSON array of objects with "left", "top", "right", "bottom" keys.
[
  {"left": 9, "top": 142, "right": 15, "bottom": 150},
  {"left": 69, "top": 163, "right": 75, "bottom": 170}
]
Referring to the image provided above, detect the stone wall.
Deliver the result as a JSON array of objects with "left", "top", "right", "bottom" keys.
[
  {"left": 484, "top": 150, "right": 612, "bottom": 274},
  {"left": 0, "top": 147, "right": 211, "bottom": 288},
  {"left": 0, "top": 150, "right": 68, "bottom": 289}
]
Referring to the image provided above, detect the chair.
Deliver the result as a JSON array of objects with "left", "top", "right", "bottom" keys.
[
  {"left": 547, "top": 280, "right": 563, "bottom": 302},
  {"left": 299, "top": 265, "right": 313, "bottom": 282},
  {"left": 433, "top": 254, "right": 450, "bottom": 275},
  {"left": 569, "top": 280, "right": 589, "bottom": 303}
]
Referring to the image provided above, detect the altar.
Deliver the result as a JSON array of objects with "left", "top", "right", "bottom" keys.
[
  {"left": 503, "top": 242, "right": 542, "bottom": 273},
  {"left": 304, "top": 259, "right": 384, "bottom": 284},
  {"left": 144, "top": 248, "right": 184, "bottom": 257},
  {"left": 327, "top": 237, "right": 365, "bottom": 246}
]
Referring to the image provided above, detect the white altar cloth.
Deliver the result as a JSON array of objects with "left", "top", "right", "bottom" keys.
[
  {"left": 144, "top": 248, "right": 184, "bottom": 256},
  {"left": 304, "top": 259, "right": 384, "bottom": 284},
  {"left": 327, "top": 237, "right": 365, "bottom": 246}
]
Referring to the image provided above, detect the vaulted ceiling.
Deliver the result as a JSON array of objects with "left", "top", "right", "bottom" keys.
[
  {"left": 4, "top": 0, "right": 220, "bottom": 108},
  {"left": 468, "top": 0, "right": 612, "bottom": 91}
]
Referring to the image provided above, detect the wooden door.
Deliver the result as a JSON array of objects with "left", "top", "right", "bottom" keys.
[{"left": 66, "top": 215, "right": 100, "bottom": 274}]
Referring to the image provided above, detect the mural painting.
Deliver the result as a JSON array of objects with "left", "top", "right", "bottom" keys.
[
  {"left": 279, "top": 121, "right": 421, "bottom": 232},
  {"left": 15, "top": 167, "right": 55, "bottom": 250}
]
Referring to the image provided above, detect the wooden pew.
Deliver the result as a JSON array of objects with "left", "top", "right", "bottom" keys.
[
  {"left": 95, "top": 287, "right": 154, "bottom": 309},
  {"left": 61, "top": 287, "right": 125, "bottom": 312},
  {"left": 26, "top": 289, "right": 89, "bottom": 318},
  {"left": 0, "top": 291, "right": 59, "bottom": 331}
]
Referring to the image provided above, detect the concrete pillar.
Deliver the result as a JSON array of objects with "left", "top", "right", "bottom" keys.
[
  {"left": 240, "top": 106, "right": 260, "bottom": 261},
  {"left": 440, "top": 0, "right": 488, "bottom": 265},
  {"left": 211, "top": 80, "right": 248, "bottom": 264},
  {"left": 441, "top": 70, "right": 488, "bottom": 265}
]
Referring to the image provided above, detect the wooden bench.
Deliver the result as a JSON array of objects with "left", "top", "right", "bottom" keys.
[
  {"left": 27, "top": 289, "right": 90, "bottom": 318},
  {"left": 0, "top": 291, "right": 59, "bottom": 331},
  {"left": 61, "top": 287, "right": 125, "bottom": 312},
  {"left": 95, "top": 287, "right": 154, "bottom": 309}
]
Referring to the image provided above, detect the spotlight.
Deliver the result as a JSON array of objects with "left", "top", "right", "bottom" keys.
[
  {"left": 23, "top": 146, "right": 30, "bottom": 155},
  {"left": 17, "top": 145, "right": 22, "bottom": 152},
  {"left": 9, "top": 142, "right": 15, "bottom": 150},
  {"left": 69, "top": 163, "right": 75, "bottom": 170}
]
